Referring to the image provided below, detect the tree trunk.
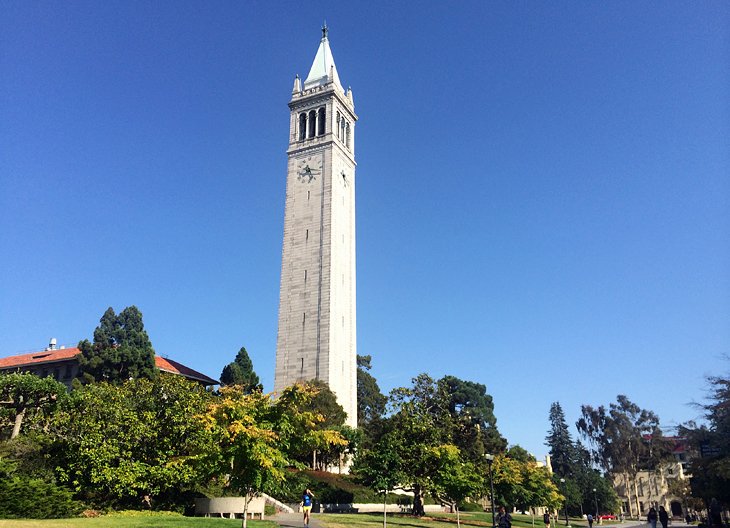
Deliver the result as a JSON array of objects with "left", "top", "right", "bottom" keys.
[
  {"left": 624, "top": 473, "right": 634, "bottom": 518},
  {"left": 383, "top": 492, "right": 387, "bottom": 528},
  {"left": 11, "top": 407, "right": 25, "bottom": 439},
  {"left": 412, "top": 484, "right": 425, "bottom": 517},
  {"left": 457, "top": 506, "right": 461, "bottom": 528},
  {"left": 632, "top": 477, "right": 641, "bottom": 518}
]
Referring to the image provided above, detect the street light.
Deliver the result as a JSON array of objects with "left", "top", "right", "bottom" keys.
[
  {"left": 593, "top": 488, "right": 598, "bottom": 521},
  {"left": 485, "top": 454, "right": 496, "bottom": 528},
  {"left": 560, "top": 478, "right": 570, "bottom": 527}
]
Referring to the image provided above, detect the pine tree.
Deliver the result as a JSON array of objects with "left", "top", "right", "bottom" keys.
[
  {"left": 546, "top": 401, "right": 576, "bottom": 477},
  {"left": 219, "top": 346, "right": 261, "bottom": 392},
  {"left": 77, "top": 306, "right": 157, "bottom": 383}
]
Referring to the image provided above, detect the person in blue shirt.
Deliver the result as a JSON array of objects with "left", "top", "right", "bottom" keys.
[{"left": 301, "top": 488, "right": 315, "bottom": 527}]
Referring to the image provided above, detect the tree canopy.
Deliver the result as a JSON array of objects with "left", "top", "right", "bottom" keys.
[
  {"left": 219, "top": 346, "right": 261, "bottom": 392},
  {"left": 77, "top": 306, "right": 157, "bottom": 383}
]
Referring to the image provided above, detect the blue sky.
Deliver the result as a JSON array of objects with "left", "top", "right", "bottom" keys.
[{"left": 1, "top": 1, "right": 728, "bottom": 457}]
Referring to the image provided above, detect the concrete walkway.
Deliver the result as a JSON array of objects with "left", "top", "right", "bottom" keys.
[{"left": 272, "top": 512, "right": 324, "bottom": 528}]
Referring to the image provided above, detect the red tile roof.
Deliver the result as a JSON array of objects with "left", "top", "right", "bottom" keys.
[
  {"left": 0, "top": 347, "right": 218, "bottom": 386},
  {"left": 155, "top": 356, "right": 219, "bottom": 385},
  {"left": 0, "top": 347, "right": 80, "bottom": 368}
]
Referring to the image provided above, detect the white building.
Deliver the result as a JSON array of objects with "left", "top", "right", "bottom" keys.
[{"left": 274, "top": 26, "right": 358, "bottom": 427}]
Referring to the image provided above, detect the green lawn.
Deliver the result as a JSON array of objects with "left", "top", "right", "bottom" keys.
[
  {"left": 316, "top": 512, "right": 597, "bottom": 528},
  {"left": 0, "top": 513, "right": 278, "bottom": 528}
]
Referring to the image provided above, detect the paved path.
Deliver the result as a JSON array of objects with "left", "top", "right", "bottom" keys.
[{"left": 272, "top": 512, "right": 324, "bottom": 528}]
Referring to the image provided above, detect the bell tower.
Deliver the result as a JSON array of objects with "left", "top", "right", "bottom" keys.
[{"left": 274, "top": 26, "right": 358, "bottom": 427}]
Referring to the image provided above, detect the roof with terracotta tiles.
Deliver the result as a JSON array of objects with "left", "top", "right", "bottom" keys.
[{"left": 0, "top": 347, "right": 218, "bottom": 386}]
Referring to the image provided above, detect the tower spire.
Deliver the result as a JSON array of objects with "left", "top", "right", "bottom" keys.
[{"left": 304, "top": 25, "right": 342, "bottom": 91}]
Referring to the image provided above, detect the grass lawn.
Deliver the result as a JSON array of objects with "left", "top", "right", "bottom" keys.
[
  {"left": 0, "top": 513, "right": 278, "bottom": 528},
  {"left": 317, "top": 512, "right": 596, "bottom": 528}
]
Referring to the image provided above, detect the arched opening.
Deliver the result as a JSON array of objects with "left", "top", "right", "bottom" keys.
[
  {"left": 670, "top": 502, "right": 683, "bottom": 517},
  {"left": 317, "top": 107, "right": 326, "bottom": 136},
  {"left": 336, "top": 112, "right": 341, "bottom": 139},
  {"left": 308, "top": 110, "right": 316, "bottom": 138},
  {"left": 298, "top": 113, "right": 307, "bottom": 141},
  {"left": 346, "top": 123, "right": 351, "bottom": 149}
]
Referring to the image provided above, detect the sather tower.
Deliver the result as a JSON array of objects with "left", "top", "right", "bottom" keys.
[{"left": 274, "top": 26, "right": 357, "bottom": 427}]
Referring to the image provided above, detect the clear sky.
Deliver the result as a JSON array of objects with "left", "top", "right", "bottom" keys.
[{"left": 1, "top": 1, "right": 728, "bottom": 457}]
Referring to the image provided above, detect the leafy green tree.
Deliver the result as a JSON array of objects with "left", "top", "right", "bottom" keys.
[
  {"left": 219, "top": 346, "right": 261, "bottom": 392},
  {"left": 0, "top": 372, "right": 67, "bottom": 439},
  {"left": 357, "top": 355, "right": 387, "bottom": 444},
  {"left": 201, "top": 383, "right": 347, "bottom": 528},
  {"left": 441, "top": 375, "right": 507, "bottom": 460},
  {"left": 680, "top": 365, "right": 730, "bottom": 505},
  {"left": 77, "top": 306, "right": 157, "bottom": 383},
  {"left": 354, "top": 433, "right": 407, "bottom": 528},
  {"left": 388, "top": 374, "right": 453, "bottom": 516},
  {"left": 577, "top": 395, "right": 671, "bottom": 518},
  {"left": 430, "top": 444, "right": 482, "bottom": 526},
  {"left": 51, "top": 375, "right": 213, "bottom": 507}
]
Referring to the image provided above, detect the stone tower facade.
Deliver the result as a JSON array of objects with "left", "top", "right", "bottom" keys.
[{"left": 274, "top": 27, "right": 357, "bottom": 427}]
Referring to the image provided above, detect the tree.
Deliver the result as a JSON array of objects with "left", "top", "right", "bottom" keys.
[
  {"left": 441, "top": 375, "right": 507, "bottom": 460},
  {"left": 51, "top": 375, "right": 213, "bottom": 507},
  {"left": 546, "top": 402, "right": 576, "bottom": 478},
  {"left": 680, "top": 364, "right": 730, "bottom": 506},
  {"left": 77, "top": 306, "right": 157, "bottom": 383},
  {"left": 430, "top": 445, "right": 483, "bottom": 527},
  {"left": 354, "top": 433, "right": 407, "bottom": 528},
  {"left": 357, "top": 355, "right": 387, "bottom": 439},
  {"left": 201, "top": 383, "right": 347, "bottom": 528},
  {"left": 0, "top": 372, "right": 67, "bottom": 439},
  {"left": 577, "top": 395, "right": 671, "bottom": 518},
  {"left": 220, "top": 346, "right": 261, "bottom": 392}
]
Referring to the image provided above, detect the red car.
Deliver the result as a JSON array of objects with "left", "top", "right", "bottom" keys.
[{"left": 598, "top": 514, "right": 617, "bottom": 520}]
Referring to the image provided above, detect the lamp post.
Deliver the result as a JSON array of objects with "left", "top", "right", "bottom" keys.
[
  {"left": 593, "top": 488, "right": 598, "bottom": 522},
  {"left": 560, "top": 478, "right": 570, "bottom": 527},
  {"left": 485, "top": 454, "right": 496, "bottom": 528}
]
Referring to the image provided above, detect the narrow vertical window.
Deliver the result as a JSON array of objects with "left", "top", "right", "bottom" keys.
[
  {"left": 318, "top": 107, "right": 326, "bottom": 135},
  {"left": 306, "top": 229, "right": 309, "bottom": 240},
  {"left": 304, "top": 269, "right": 308, "bottom": 282},
  {"left": 299, "top": 113, "right": 307, "bottom": 141},
  {"left": 307, "top": 190, "right": 310, "bottom": 200},
  {"left": 336, "top": 112, "right": 341, "bottom": 139},
  {"left": 308, "top": 110, "right": 316, "bottom": 138},
  {"left": 346, "top": 123, "right": 351, "bottom": 149},
  {"left": 303, "top": 312, "right": 306, "bottom": 323}
]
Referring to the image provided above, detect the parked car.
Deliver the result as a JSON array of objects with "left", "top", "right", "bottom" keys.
[{"left": 599, "top": 514, "right": 617, "bottom": 520}]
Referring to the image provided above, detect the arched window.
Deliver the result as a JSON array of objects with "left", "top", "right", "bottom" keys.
[
  {"left": 336, "top": 112, "right": 341, "bottom": 139},
  {"left": 346, "top": 123, "right": 351, "bottom": 149},
  {"left": 308, "top": 110, "right": 316, "bottom": 138},
  {"left": 299, "top": 113, "right": 307, "bottom": 141},
  {"left": 317, "top": 107, "right": 326, "bottom": 136},
  {"left": 341, "top": 119, "right": 346, "bottom": 142}
]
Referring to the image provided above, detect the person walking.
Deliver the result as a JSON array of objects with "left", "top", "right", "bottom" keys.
[
  {"left": 710, "top": 499, "right": 722, "bottom": 528},
  {"left": 587, "top": 513, "right": 594, "bottom": 528},
  {"left": 658, "top": 506, "right": 669, "bottom": 528},
  {"left": 497, "top": 506, "right": 513, "bottom": 528},
  {"left": 544, "top": 511, "right": 551, "bottom": 528},
  {"left": 647, "top": 507, "right": 658, "bottom": 528},
  {"left": 301, "top": 488, "right": 315, "bottom": 528}
]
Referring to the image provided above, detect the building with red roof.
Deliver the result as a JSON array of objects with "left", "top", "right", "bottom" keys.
[{"left": 0, "top": 339, "right": 218, "bottom": 388}]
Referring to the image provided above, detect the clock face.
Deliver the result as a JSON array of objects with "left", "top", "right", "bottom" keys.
[{"left": 296, "top": 156, "right": 322, "bottom": 183}]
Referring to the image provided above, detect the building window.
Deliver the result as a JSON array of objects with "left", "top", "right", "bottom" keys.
[
  {"left": 317, "top": 107, "right": 326, "bottom": 135},
  {"left": 346, "top": 122, "right": 351, "bottom": 149},
  {"left": 308, "top": 110, "right": 316, "bottom": 138},
  {"left": 336, "top": 112, "right": 341, "bottom": 139},
  {"left": 299, "top": 113, "right": 307, "bottom": 141}
]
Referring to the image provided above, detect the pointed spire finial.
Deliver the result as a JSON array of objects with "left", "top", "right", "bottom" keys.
[{"left": 322, "top": 21, "right": 328, "bottom": 40}]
